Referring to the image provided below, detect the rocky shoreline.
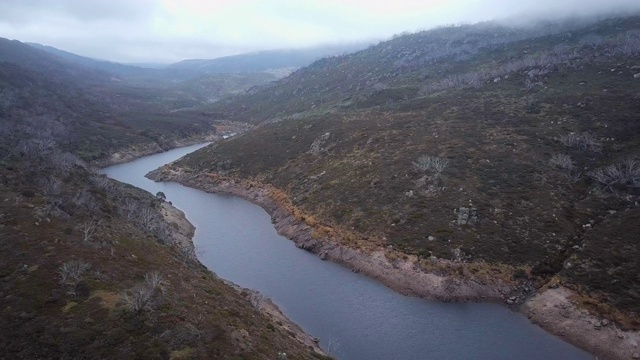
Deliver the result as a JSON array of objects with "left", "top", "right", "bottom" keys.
[{"left": 147, "top": 164, "right": 640, "bottom": 360}]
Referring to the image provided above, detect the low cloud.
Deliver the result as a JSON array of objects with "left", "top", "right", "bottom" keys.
[{"left": 0, "top": 0, "right": 639, "bottom": 63}]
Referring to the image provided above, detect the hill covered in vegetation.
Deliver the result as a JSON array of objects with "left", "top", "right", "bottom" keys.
[
  {"left": 168, "top": 14, "right": 640, "bottom": 333},
  {"left": 0, "top": 37, "right": 225, "bottom": 163},
  {"left": 0, "top": 36, "right": 328, "bottom": 358},
  {"left": 0, "top": 128, "right": 327, "bottom": 359}
]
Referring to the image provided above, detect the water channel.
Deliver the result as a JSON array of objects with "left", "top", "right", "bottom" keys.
[{"left": 103, "top": 143, "right": 593, "bottom": 360}]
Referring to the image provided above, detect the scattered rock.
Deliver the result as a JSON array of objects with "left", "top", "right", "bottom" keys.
[
  {"left": 634, "top": 73, "right": 640, "bottom": 79},
  {"left": 428, "top": 236, "right": 435, "bottom": 241},
  {"left": 632, "top": 352, "right": 640, "bottom": 359},
  {"left": 456, "top": 207, "right": 477, "bottom": 225}
]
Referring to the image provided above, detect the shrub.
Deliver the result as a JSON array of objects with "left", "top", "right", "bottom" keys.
[
  {"left": 549, "top": 154, "right": 575, "bottom": 171},
  {"left": 123, "top": 271, "right": 166, "bottom": 314},
  {"left": 59, "top": 260, "right": 91, "bottom": 285},
  {"left": 413, "top": 155, "right": 449, "bottom": 176},
  {"left": 559, "top": 133, "right": 601, "bottom": 152},
  {"left": 588, "top": 157, "right": 640, "bottom": 192}
]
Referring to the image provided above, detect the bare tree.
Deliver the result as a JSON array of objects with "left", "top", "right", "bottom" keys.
[
  {"left": 177, "top": 243, "right": 197, "bottom": 266},
  {"left": 77, "top": 220, "right": 101, "bottom": 242},
  {"left": 137, "top": 207, "right": 159, "bottom": 232},
  {"left": 59, "top": 260, "right": 91, "bottom": 285},
  {"left": 144, "top": 271, "right": 166, "bottom": 293},
  {"left": 559, "top": 133, "right": 601, "bottom": 152},
  {"left": 122, "top": 271, "right": 166, "bottom": 315},
  {"left": 50, "top": 152, "right": 84, "bottom": 173},
  {"left": 119, "top": 198, "right": 139, "bottom": 220},
  {"left": 326, "top": 337, "right": 342, "bottom": 357},
  {"left": 123, "top": 286, "right": 155, "bottom": 314},
  {"left": 73, "top": 191, "right": 100, "bottom": 213},
  {"left": 413, "top": 155, "right": 449, "bottom": 176},
  {"left": 250, "top": 291, "right": 265, "bottom": 311}
]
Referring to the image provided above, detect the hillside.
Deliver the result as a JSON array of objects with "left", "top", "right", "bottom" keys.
[
  {"left": 204, "top": 16, "right": 640, "bottom": 123},
  {"left": 0, "top": 39, "right": 228, "bottom": 163},
  {"left": 0, "top": 37, "right": 328, "bottom": 360},
  {"left": 0, "top": 125, "right": 327, "bottom": 359},
  {"left": 168, "top": 14, "right": 640, "bottom": 332}
]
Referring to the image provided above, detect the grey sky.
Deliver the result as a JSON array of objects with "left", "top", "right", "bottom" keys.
[{"left": 0, "top": 0, "right": 639, "bottom": 63}]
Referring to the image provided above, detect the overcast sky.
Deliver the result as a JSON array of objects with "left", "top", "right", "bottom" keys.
[{"left": 0, "top": 0, "right": 639, "bottom": 64}]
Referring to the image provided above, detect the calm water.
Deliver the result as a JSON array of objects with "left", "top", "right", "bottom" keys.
[{"left": 103, "top": 143, "right": 593, "bottom": 360}]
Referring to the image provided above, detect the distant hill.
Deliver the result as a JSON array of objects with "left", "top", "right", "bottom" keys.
[
  {"left": 28, "top": 42, "right": 367, "bottom": 81},
  {"left": 204, "top": 16, "right": 640, "bottom": 123},
  {"left": 0, "top": 37, "right": 110, "bottom": 85},
  {"left": 27, "top": 42, "right": 162, "bottom": 79},
  {"left": 168, "top": 43, "right": 369, "bottom": 74}
]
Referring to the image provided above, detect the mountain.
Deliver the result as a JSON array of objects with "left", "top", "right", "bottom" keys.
[
  {"left": 168, "top": 13, "right": 640, "bottom": 335},
  {"left": 28, "top": 42, "right": 367, "bottom": 83},
  {"left": 168, "top": 43, "right": 369, "bottom": 75},
  {"left": 0, "top": 37, "right": 110, "bottom": 85},
  {"left": 27, "top": 42, "right": 163, "bottom": 79}
]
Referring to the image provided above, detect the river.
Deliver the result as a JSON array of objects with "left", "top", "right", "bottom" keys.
[{"left": 103, "top": 143, "right": 593, "bottom": 360}]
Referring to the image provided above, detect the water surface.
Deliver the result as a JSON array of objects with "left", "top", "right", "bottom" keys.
[{"left": 103, "top": 144, "right": 593, "bottom": 360}]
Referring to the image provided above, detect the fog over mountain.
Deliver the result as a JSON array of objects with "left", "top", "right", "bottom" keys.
[{"left": 1, "top": 0, "right": 639, "bottom": 63}]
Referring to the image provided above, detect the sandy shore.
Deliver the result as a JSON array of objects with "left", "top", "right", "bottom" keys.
[{"left": 147, "top": 165, "right": 640, "bottom": 360}]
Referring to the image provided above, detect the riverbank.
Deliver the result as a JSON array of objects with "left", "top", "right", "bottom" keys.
[
  {"left": 157, "top": 186, "right": 328, "bottom": 357},
  {"left": 146, "top": 167, "right": 511, "bottom": 302},
  {"left": 147, "top": 165, "right": 639, "bottom": 360}
]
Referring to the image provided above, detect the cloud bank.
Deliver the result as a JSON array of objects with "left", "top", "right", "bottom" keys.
[{"left": 0, "top": 0, "right": 638, "bottom": 63}]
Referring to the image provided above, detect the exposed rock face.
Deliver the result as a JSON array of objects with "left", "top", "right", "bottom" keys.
[
  {"left": 523, "top": 287, "right": 640, "bottom": 360},
  {"left": 456, "top": 207, "right": 478, "bottom": 225}
]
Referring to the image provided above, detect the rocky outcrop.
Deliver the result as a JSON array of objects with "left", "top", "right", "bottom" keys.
[{"left": 523, "top": 287, "right": 640, "bottom": 360}]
